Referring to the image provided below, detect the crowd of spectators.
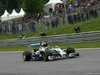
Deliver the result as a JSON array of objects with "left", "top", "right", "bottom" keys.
[
  {"left": 0, "top": 0, "right": 99, "bottom": 34},
  {"left": 54, "top": 0, "right": 99, "bottom": 24},
  {"left": 0, "top": 18, "right": 36, "bottom": 34}
]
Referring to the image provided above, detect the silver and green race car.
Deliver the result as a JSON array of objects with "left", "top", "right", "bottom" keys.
[{"left": 23, "top": 42, "right": 79, "bottom": 61}]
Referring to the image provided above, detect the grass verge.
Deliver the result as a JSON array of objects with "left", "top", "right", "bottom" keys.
[
  {"left": 0, "top": 17, "right": 100, "bottom": 40},
  {"left": 0, "top": 41, "right": 100, "bottom": 52}
]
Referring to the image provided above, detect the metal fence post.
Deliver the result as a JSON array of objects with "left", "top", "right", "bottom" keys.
[{"left": 63, "top": 0, "right": 69, "bottom": 25}]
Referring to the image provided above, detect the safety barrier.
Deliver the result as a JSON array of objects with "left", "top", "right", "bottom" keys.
[{"left": 0, "top": 31, "right": 100, "bottom": 47}]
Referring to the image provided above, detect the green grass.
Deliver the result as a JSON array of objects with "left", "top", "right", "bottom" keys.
[
  {"left": 0, "top": 41, "right": 100, "bottom": 52},
  {"left": 0, "top": 17, "right": 100, "bottom": 40},
  {"left": 44, "top": 17, "right": 100, "bottom": 36},
  {"left": 0, "top": 46, "right": 28, "bottom": 52},
  {"left": 0, "top": 32, "right": 40, "bottom": 40},
  {"left": 51, "top": 41, "right": 100, "bottom": 49}
]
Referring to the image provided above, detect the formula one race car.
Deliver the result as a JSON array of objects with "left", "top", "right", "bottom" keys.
[{"left": 22, "top": 42, "right": 79, "bottom": 61}]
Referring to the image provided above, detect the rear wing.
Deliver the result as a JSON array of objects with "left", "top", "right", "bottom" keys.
[
  {"left": 28, "top": 43, "right": 41, "bottom": 52},
  {"left": 31, "top": 43, "right": 41, "bottom": 46}
]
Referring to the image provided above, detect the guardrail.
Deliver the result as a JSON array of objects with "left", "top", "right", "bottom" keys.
[{"left": 0, "top": 31, "right": 100, "bottom": 47}]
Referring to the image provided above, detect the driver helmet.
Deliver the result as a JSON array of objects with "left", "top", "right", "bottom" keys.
[{"left": 41, "top": 42, "right": 48, "bottom": 47}]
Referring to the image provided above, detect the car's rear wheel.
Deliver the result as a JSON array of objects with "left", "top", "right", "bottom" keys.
[
  {"left": 23, "top": 51, "right": 32, "bottom": 61},
  {"left": 67, "top": 46, "right": 75, "bottom": 54}
]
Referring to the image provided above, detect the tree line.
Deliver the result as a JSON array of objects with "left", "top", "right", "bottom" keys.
[{"left": 0, "top": 0, "right": 49, "bottom": 16}]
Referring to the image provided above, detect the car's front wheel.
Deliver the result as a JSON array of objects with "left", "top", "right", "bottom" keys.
[{"left": 23, "top": 51, "right": 32, "bottom": 61}]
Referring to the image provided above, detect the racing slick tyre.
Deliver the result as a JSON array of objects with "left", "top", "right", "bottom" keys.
[
  {"left": 23, "top": 51, "right": 32, "bottom": 61},
  {"left": 67, "top": 46, "right": 75, "bottom": 55},
  {"left": 43, "top": 50, "right": 52, "bottom": 61}
]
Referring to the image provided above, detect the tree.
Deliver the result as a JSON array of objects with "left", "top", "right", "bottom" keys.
[
  {"left": 17, "top": 0, "right": 24, "bottom": 8},
  {"left": 46, "top": 0, "right": 49, "bottom": 3},
  {"left": 43, "top": 0, "right": 49, "bottom": 4},
  {"left": 17, "top": 0, "right": 24, "bottom": 7},
  {"left": 0, "top": 2, "right": 5, "bottom": 16},
  {"left": 0, "top": 0, "right": 24, "bottom": 15},
  {"left": 0, "top": 0, "right": 6, "bottom": 5},
  {"left": 23, "top": 0, "right": 44, "bottom": 15},
  {"left": 6, "top": 0, "right": 18, "bottom": 10}
]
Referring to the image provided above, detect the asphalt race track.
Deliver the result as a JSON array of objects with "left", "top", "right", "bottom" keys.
[{"left": 0, "top": 48, "right": 100, "bottom": 75}]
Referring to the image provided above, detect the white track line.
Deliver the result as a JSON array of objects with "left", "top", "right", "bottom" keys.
[{"left": 85, "top": 73, "right": 100, "bottom": 75}]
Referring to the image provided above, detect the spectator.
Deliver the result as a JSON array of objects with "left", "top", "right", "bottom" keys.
[
  {"left": 73, "top": 13, "right": 77, "bottom": 23},
  {"left": 20, "top": 35, "right": 26, "bottom": 39},
  {"left": 93, "top": 7, "right": 97, "bottom": 18},
  {"left": 68, "top": 14, "right": 73, "bottom": 24},
  {"left": 62, "top": 14, "right": 65, "bottom": 25},
  {"left": 18, "top": 22, "right": 22, "bottom": 33},
  {"left": 49, "top": 8, "right": 53, "bottom": 14},
  {"left": 45, "top": 20, "right": 49, "bottom": 29},
  {"left": 55, "top": 17, "right": 59, "bottom": 27},
  {"left": 40, "top": 32, "right": 46, "bottom": 37},
  {"left": 29, "top": 20, "right": 33, "bottom": 32},
  {"left": 21, "top": 20, "right": 26, "bottom": 31},
  {"left": 32, "top": 20, "right": 36, "bottom": 32},
  {"left": 77, "top": 12, "right": 81, "bottom": 22},
  {"left": 74, "top": 26, "right": 81, "bottom": 33},
  {"left": 51, "top": 19, "right": 55, "bottom": 27}
]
